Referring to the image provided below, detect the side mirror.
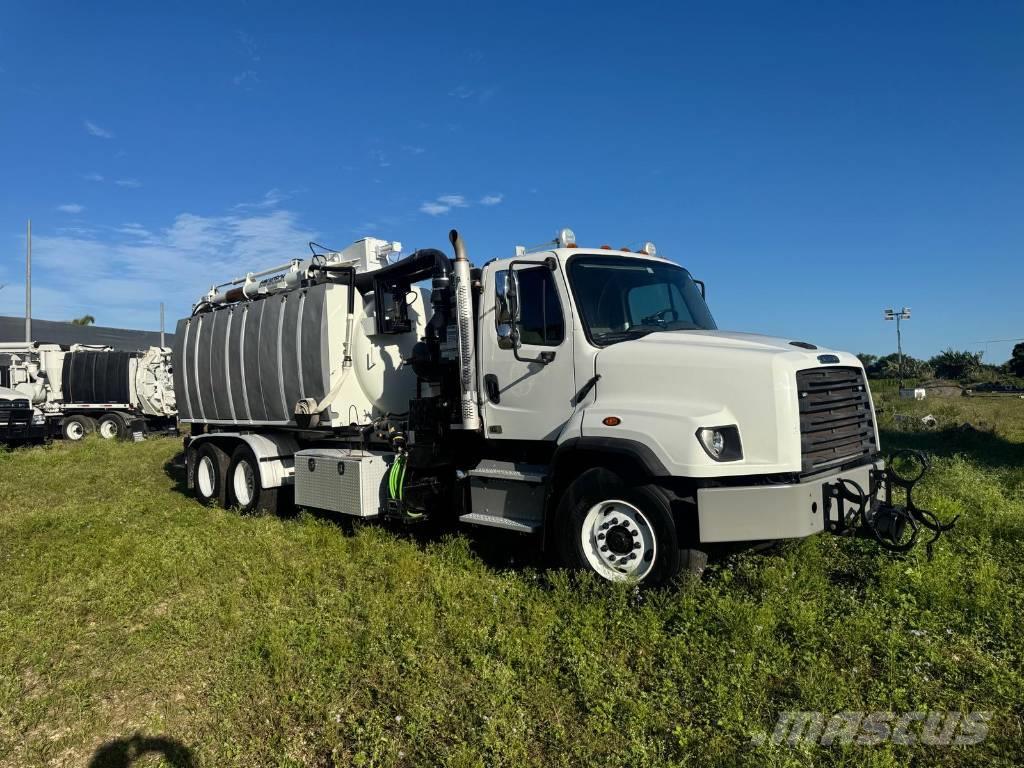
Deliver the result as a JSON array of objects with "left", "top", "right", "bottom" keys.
[
  {"left": 694, "top": 279, "right": 706, "bottom": 299},
  {"left": 497, "top": 323, "right": 519, "bottom": 350},
  {"left": 495, "top": 293, "right": 511, "bottom": 325},
  {"left": 505, "top": 269, "right": 521, "bottom": 324},
  {"left": 496, "top": 269, "right": 521, "bottom": 349}
]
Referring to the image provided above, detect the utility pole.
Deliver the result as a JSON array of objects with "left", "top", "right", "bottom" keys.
[
  {"left": 26, "top": 219, "right": 32, "bottom": 342},
  {"left": 160, "top": 302, "right": 166, "bottom": 348},
  {"left": 884, "top": 307, "right": 911, "bottom": 389}
]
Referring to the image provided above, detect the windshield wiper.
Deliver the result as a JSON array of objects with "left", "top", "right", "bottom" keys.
[{"left": 593, "top": 326, "right": 661, "bottom": 344}]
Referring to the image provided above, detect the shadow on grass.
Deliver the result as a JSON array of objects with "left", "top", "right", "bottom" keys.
[
  {"left": 881, "top": 427, "right": 1024, "bottom": 471},
  {"left": 163, "top": 452, "right": 190, "bottom": 495},
  {"left": 307, "top": 503, "right": 549, "bottom": 574},
  {"left": 163, "top": 453, "right": 546, "bottom": 575},
  {"left": 88, "top": 733, "right": 195, "bottom": 767}
]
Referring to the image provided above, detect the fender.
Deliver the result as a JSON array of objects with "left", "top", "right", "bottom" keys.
[
  {"left": 185, "top": 431, "right": 300, "bottom": 489},
  {"left": 551, "top": 436, "right": 670, "bottom": 480}
]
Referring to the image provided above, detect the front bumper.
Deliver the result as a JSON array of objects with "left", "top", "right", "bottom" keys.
[
  {"left": 696, "top": 460, "right": 883, "bottom": 543},
  {"left": 0, "top": 420, "right": 48, "bottom": 443}
]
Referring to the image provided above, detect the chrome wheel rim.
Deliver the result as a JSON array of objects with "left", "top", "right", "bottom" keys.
[{"left": 580, "top": 499, "right": 657, "bottom": 582}]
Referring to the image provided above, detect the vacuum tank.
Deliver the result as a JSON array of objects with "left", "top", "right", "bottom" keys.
[{"left": 173, "top": 237, "right": 428, "bottom": 430}]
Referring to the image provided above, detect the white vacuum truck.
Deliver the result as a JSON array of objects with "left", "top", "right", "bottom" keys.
[
  {"left": 174, "top": 229, "right": 953, "bottom": 585},
  {"left": 0, "top": 343, "right": 177, "bottom": 440}
]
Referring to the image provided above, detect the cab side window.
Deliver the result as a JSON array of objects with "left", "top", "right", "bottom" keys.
[{"left": 515, "top": 267, "right": 565, "bottom": 346}]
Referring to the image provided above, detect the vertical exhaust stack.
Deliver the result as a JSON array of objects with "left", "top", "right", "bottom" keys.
[{"left": 449, "top": 229, "right": 480, "bottom": 431}]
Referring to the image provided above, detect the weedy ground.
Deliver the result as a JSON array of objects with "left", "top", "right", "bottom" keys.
[{"left": 1, "top": 390, "right": 1022, "bottom": 767}]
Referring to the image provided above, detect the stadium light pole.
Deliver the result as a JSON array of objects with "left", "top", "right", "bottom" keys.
[
  {"left": 884, "top": 307, "right": 911, "bottom": 388},
  {"left": 26, "top": 219, "right": 32, "bottom": 343}
]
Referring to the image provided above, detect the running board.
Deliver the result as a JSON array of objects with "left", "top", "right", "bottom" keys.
[{"left": 458, "top": 512, "right": 542, "bottom": 534}]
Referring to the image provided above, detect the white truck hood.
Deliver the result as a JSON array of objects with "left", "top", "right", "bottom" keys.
[
  {"left": 628, "top": 330, "right": 827, "bottom": 353},
  {"left": 583, "top": 329, "right": 870, "bottom": 477},
  {"left": 0, "top": 386, "right": 27, "bottom": 400}
]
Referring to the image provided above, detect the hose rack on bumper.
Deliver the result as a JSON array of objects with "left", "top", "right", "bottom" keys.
[{"left": 823, "top": 449, "right": 958, "bottom": 558}]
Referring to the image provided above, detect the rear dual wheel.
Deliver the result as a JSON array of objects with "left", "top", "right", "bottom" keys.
[
  {"left": 192, "top": 443, "right": 230, "bottom": 507},
  {"left": 61, "top": 415, "right": 96, "bottom": 441},
  {"left": 98, "top": 413, "right": 130, "bottom": 440},
  {"left": 190, "top": 441, "right": 283, "bottom": 516},
  {"left": 227, "top": 445, "right": 281, "bottom": 516}
]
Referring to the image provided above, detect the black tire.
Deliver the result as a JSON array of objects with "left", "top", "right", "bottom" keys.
[
  {"left": 191, "top": 442, "right": 229, "bottom": 507},
  {"left": 97, "top": 412, "right": 128, "bottom": 440},
  {"left": 555, "top": 467, "right": 701, "bottom": 587},
  {"left": 60, "top": 414, "right": 95, "bottom": 441},
  {"left": 227, "top": 444, "right": 282, "bottom": 516}
]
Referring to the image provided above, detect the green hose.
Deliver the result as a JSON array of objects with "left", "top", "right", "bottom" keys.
[
  {"left": 397, "top": 455, "right": 407, "bottom": 500},
  {"left": 389, "top": 454, "right": 408, "bottom": 501}
]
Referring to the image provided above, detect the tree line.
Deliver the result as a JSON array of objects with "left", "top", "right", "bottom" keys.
[{"left": 857, "top": 342, "right": 1024, "bottom": 381}]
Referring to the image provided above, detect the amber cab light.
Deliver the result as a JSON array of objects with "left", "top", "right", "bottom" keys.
[{"left": 602, "top": 416, "right": 622, "bottom": 426}]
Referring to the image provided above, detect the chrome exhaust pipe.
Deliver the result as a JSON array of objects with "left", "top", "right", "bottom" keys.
[{"left": 449, "top": 229, "right": 480, "bottom": 431}]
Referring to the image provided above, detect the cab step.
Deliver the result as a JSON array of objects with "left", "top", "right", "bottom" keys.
[{"left": 458, "top": 511, "right": 542, "bottom": 534}]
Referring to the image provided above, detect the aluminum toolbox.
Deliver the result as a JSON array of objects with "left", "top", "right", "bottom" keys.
[{"left": 293, "top": 448, "right": 390, "bottom": 517}]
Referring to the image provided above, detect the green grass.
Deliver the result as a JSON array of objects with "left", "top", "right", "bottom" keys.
[{"left": 2, "top": 391, "right": 1024, "bottom": 767}]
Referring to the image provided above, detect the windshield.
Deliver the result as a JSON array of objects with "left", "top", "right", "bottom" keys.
[{"left": 568, "top": 255, "right": 716, "bottom": 346}]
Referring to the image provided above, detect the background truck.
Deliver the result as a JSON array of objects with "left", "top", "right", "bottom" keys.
[
  {"left": 0, "top": 385, "right": 46, "bottom": 444},
  {"left": 0, "top": 343, "right": 177, "bottom": 441},
  {"left": 173, "top": 228, "right": 947, "bottom": 586}
]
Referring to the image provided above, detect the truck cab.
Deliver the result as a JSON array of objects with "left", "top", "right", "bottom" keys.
[
  {"left": 0, "top": 386, "right": 46, "bottom": 445},
  {"left": 468, "top": 231, "right": 881, "bottom": 582}
]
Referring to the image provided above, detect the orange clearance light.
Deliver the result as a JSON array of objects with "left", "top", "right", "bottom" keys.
[
  {"left": 602, "top": 416, "right": 622, "bottom": 426},
  {"left": 620, "top": 247, "right": 631, "bottom": 252},
  {"left": 600, "top": 244, "right": 612, "bottom": 249}
]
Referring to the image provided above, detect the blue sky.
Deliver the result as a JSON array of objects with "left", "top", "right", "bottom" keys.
[{"left": 1, "top": 1, "right": 1021, "bottom": 362}]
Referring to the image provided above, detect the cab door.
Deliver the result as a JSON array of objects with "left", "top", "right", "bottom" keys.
[{"left": 478, "top": 256, "right": 576, "bottom": 441}]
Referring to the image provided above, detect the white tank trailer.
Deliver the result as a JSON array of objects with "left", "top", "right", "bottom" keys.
[
  {"left": 175, "top": 229, "right": 955, "bottom": 586},
  {"left": 0, "top": 343, "right": 177, "bottom": 440}
]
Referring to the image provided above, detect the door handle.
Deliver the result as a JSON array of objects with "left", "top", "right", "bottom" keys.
[{"left": 484, "top": 374, "right": 500, "bottom": 404}]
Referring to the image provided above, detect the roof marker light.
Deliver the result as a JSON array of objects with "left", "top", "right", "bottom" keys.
[
  {"left": 641, "top": 241, "right": 657, "bottom": 256},
  {"left": 557, "top": 228, "right": 576, "bottom": 248}
]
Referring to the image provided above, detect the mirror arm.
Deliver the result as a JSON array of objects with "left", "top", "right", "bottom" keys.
[
  {"left": 496, "top": 256, "right": 560, "bottom": 364},
  {"left": 694, "top": 279, "right": 706, "bottom": 299},
  {"left": 513, "top": 348, "right": 555, "bottom": 365}
]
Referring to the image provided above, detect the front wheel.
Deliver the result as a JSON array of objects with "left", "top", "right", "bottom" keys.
[{"left": 556, "top": 468, "right": 704, "bottom": 587}]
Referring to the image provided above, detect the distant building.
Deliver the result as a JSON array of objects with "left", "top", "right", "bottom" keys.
[{"left": 0, "top": 316, "right": 174, "bottom": 351}]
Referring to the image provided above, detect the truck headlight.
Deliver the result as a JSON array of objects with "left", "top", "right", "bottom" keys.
[
  {"left": 696, "top": 426, "right": 742, "bottom": 461},
  {"left": 32, "top": 412, "right": 45, "bottom": 425}
]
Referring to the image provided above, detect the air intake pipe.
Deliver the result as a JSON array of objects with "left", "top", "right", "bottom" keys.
[{"left": 449, "top": 229, "right": 480, "bottom": 431}]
